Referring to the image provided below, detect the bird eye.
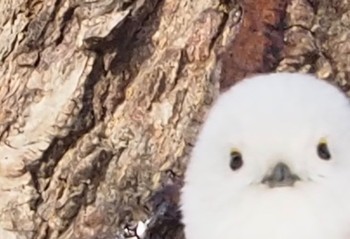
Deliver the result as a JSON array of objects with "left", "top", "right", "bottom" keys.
[
  {"left": 230, "top": 150, "right": 243, "bottom": 170},
  {"left": 317, "top": 140, "right": 331, "bottom": 160}
]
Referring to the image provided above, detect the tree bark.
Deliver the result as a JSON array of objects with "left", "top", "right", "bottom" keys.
[{"left": 0, "top": 0, "right": 349, "bottom": 239}]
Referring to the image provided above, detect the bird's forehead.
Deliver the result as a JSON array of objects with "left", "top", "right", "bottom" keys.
[
  {"left": 223, "top": 101, "right": 325, "bottom": 137},
  {"left": 224, "top": 110, "right": 337, "bottom": 154},
  {"left": 216, "top": 79, "right": 350, "bottom": 134},
  {"left": 225, "top": 119, "right": 310, "bottom": 150},
  {"left": 215, "top": 102, "right": 346, "bottom": 147},
  {"left": 204, "top": 73, "right": 350, "bottom": 153}
]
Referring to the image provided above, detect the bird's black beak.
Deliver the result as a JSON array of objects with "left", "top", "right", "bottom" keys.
[{"left": 262, "top": 162, "right": 300, "bottom": 188}]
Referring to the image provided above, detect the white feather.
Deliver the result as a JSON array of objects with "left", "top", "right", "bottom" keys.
[{"left": 181, "top": 73, "right": 350, "bottom": 239}]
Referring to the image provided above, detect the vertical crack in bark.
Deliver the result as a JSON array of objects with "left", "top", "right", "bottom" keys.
[
  {"left": 218, "top": 0, "right": 290, "bottom": 90},
  {"left": 27, "top": 56, "right": 110, "bottom": 238}
]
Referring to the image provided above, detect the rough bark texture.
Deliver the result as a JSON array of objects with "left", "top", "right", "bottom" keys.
[{"left": 0, "top": 0, "right": 350, "bottom": 239}]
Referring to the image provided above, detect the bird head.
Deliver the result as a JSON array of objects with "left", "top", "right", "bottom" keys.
[{"left": 181, "top": 73, "right": 350, "bottom": 238}]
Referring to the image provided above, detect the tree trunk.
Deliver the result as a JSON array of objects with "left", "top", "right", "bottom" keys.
[{"left": 0, "top": 0, "right": 349, "bottom": 238}]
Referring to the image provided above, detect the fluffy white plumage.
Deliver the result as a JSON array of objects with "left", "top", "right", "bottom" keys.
[{"left": 181, "top": 72, "right": 350, "bottom": 239}]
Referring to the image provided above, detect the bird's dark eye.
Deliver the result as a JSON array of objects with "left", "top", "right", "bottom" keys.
[
  {"left": 317, "top": 141, "right": 331, "bottom": 160},
  {"left": 230, "top": 150, "right": 243, "bottom": 170}
]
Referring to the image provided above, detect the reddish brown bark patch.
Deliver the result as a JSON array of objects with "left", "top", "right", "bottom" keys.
[{"left": 219, "top": 0, "right": 290, "bottom": 91}]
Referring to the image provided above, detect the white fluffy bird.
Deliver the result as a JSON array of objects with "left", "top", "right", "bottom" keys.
[{"left": 181, "top": 72, "right": 350, "bottom": 239}]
